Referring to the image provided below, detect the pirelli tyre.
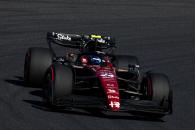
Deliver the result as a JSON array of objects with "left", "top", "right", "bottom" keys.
[
  {"left": 24, "top": 47, "right": 53, "bottom": 86},
  {"left": 141, "top": 73, "right": 173, "bottom": 118},
  {"left": 46, "top": 63, "right": 73, "bottom": 106}
]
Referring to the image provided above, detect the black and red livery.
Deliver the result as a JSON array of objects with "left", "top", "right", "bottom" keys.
[{"left": 24, "top": 32, "right": 173, "bottom": 118}]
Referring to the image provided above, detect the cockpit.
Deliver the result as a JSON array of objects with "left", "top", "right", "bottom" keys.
[{"left": 78, "top": 53, "right": 111, "bottom": 66}]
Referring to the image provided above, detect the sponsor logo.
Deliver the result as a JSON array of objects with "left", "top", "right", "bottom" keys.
[
  {"left": 107, "top": 89, "right": 116, "bottom": 94},
  {"left": 97, "top": 38, "right": 106, "bottom": 43},
  {"left": 108, "top": 95, "right": 119, "bottom": 99},
  {"left": 109, "top": 101, "right": 120, "bottom": 108},
  {"left": 100, "top": 72, "right": 114, "bottom": 78},
  {"left": 56, "top": 33, "right": 71, "bottom": 41},
  {"left": 106, "top": 83, "right": 114, "bottom": 87}
]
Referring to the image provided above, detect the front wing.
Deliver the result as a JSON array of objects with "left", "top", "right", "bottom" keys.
[{"left": 52, "top": 94, "right": 171, "bottom": 115}]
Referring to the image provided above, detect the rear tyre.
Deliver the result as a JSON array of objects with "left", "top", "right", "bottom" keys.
[
  {"left": 46, "top": 64, "right": 73, "bottom": 106},
  {"left": 141, "top": 73, "right": 173, "bottom": 118},
  {"left": 24, "top": 47, "right": 53, "bottom": 86}
]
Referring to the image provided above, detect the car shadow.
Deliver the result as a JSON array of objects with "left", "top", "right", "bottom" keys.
[
  {"left": 5, "top": 76, "right": 164, "bottom": 122},
  {"left": 5, "top": 76, "right": 26, "bottom": 87},
  {"left": 4, "top": 76, "right": 42, "bottom": 88}
]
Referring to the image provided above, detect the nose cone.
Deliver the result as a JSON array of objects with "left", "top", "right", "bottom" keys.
[
  {"left": 97, "top": 68, "right": 121, "bottom": 111},
  {"left": 101, "top": 78, "right": 121, "bottom": 111}
]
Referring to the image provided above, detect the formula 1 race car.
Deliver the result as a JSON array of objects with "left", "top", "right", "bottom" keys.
[{"left": 24, "top": 32, "right": 173, "bottom": 118}]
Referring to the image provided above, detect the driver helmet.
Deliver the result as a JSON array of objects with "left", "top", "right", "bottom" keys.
[{"left": 89, "top": 55, "right": 101, "bottom": 65}]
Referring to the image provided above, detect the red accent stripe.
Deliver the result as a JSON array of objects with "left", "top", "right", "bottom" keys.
[{"left": 51, "top": 67, "right": 54, "bottom": 81}]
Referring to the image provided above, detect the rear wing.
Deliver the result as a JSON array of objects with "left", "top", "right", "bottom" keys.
[
  {"left": 47, "top": 32, "right": 117, "bottom": 58},
  {"left": 47, "top": 32, "right": 83, "bottom": 48}
]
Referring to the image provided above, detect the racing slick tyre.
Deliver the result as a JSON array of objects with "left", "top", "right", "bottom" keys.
[
  {"left": 141, "top": 73, "right": 173, "bottom": 118},
  {"left": 24, "top": 47, "right": 53, "bottom": 86},
  {"left": 113, "top": 55, "right": 139, "bottom": 70},
  {"left": 46, "top": 63, "right": 73, "bottom": 106}
]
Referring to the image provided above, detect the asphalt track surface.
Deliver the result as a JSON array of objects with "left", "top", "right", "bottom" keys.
[{"left": 0, "top": 0, "right": 195, "bottom": 130}]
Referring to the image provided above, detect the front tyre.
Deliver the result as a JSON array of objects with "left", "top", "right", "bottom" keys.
[{"left": 141, "top": 73, "right": 173, "bottom": 118}]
